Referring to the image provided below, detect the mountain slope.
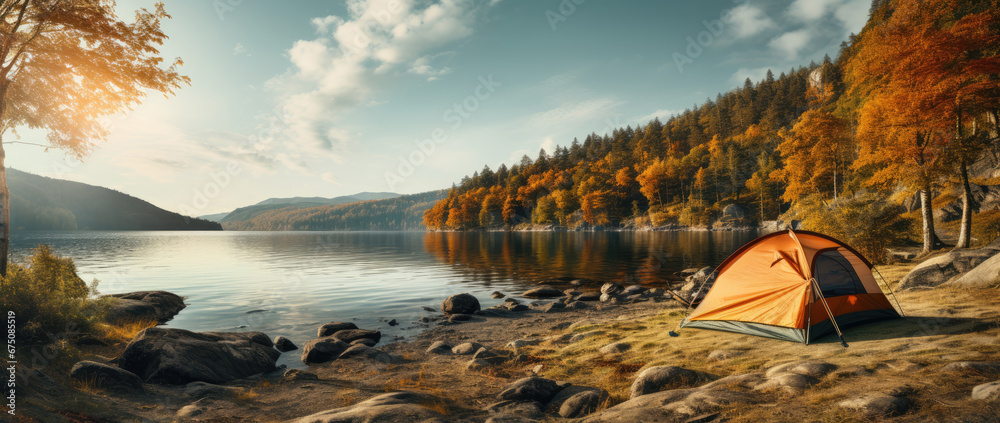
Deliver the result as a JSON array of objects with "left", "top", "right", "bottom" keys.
[
  {"left": 222, "top": 190, "right": 446, "bottom": 231},
  {"left": 8, "top": 169, "right": 221, "bottom": 231},
  {"left": 220, "top": 192, "right": 400, "bottom": 223}
]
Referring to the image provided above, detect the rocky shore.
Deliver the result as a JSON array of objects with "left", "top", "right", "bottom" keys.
[{"left": 16, "top": 252, "right": 1000, "bottom": 422}]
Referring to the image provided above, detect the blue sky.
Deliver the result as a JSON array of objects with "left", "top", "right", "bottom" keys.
[{"left": 7, "top": 0, "right": 870, "bottom": 215}]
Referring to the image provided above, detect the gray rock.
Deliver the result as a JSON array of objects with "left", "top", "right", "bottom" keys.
[
  {"left": 899, "top": 248, "right": 999, "bottom": 289},
  {"left": 473, "top": 347, "right": 509, "bottom": 365},
  {"left": 183, "top": 381, "right": 242, "bottom": 398},
  {"left": 338, "top": 344, "right": 394, "bottom": 363},
  {"left": 540, "top": 302, "right": 565, "bottom": 313},
  {"left": 600, "top": 283, "right": 624, "bottom": 295},
  {"left": 630, "top": 366, "right": 703, "bottom": 398},
  {"left": 506, "top": 303, "right": 529, "bottom": 312},
  {"left": 351, "top": 338, "right": 378, "bottom": 347},
  {"left": 507, "top": 339, "right": 541, "bottom": 349},
  {"left": 707, "top": 349, "right": 744, "bottom": 361},
  {"left": 568, "top": 301, "right": 590, "bottom": 310},
  {"left": 599, "top": 342, "right": 631, "bottom": 355},
  {"left": 330, "top": 329, "right": 381, "bottom": 344},
  {"left": 449, "top": 314, "right": 474, "bottom": 322},
  {"left": 547, "top": 386, "right": 608, "bottom": 418},
  {"left": 387, "top": 319, "right": 398, "bottom": 326},
  {"left": 426, "top": 341, "right": 452, "bottom": 354},
  {"left": 497, "top": 377, "right": 563, "bottom": 403},
  {"left": 282, "top": 369, "right": 318, "bottom": 381},
  {"left": 103, "top": 291, "right": 186, "bottom": 324},
  {"left": 486, "top": 400, "right": 543, "bottom": 419},
  {"left": 442, "top": 293, "right": 481, "bottom": 314},
  {"left": 273, "top": 336, "right": 297, "bottom": 352},
  {"left": 622, "top": 285, "right": 645, "bottom": 296},
  {"left": 972, "top": 380, "right": 1000, "bottom": 401},
  {"left": 466, "top": 359, "right": 490, "bottom": 372},
  {"left": 599, "top": 293, "right": 613, "bottom": 302},
  {"left": 452, "top": 342, "right": 483, "bottom": 355},
  {"left": 301, "top": 337, "right": 350, "bottom": 364},
  {"left": 116, "top": 328, "right": 279, "bottom": 385},
  {"left": 951, "top": 253, "right": 1000, "bottom": 288},
  {"left": 176, "top": 404, "right": 203, "bottom": 419},
  {"left": 69, "top": 361, "right": 142, "bottom": 393},
  {"left": 492, "top": 291, "right": 506, "bottom": 299},
  {"left": 317, "top": 322, "right": 359, "bottom": 338},
  {"left": 838, "top": 395, "right": 913, "bottom": 417},
  {"left": 522, "top": 287, "right": 564, "bottom": 298},
  {"left": 765, "top": 361, "right": 837, "bottom": 378},
  {"left": 715, "top": 204, "right": 750, "bottom": 228},
  {"left": 699, "top": 373, "right": 766, "bottom": 390},
  {"left": 575, "top": 292, "right": 601, "bottom": 301},
  {"left": 580, "top": 388, "right": 755, "bottom": 422},
  {"left": 941, "top": 361, "right": 1000, "bottom": 374},
  {"left": 286, "top": 391, "right": 446, "bottom": 422},
  {"left": 755, "top": 373, "right": 819, "bottom": 394}
]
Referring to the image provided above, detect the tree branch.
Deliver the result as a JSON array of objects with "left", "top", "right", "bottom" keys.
[{"left": 2, "top": 140, "right": 55, "bottom": 148}]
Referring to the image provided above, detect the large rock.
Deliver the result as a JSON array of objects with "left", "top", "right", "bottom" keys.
[
  {"left": 581, "top": 388, "right": 756, "bottom": 422},
  {"left": 330, "top": 329, "right": 381, "bottom": 344},
  {"left": 714, "top": 204, "right": 750, "bottom": 228},
  {"left": 972, "top": 380, "right": 1000, "bottom": 401},
  {"left": 522, "top": 287, "right": 564, "bottom": 298},
  {"left": 301, "top": 337, "right": 350, "bottom": 364},
  {"left": 838, "top": 395, "right": 912, "bottom": 417},
  {"left": 497, "top": 377, "right": 563, "bottom": 404},
  {"left": 600, "top": 283, "right": 624, "bottom": 295},
  {"left": 286, "top": 391, "right": 446, "bottom": 422},
  {"left": 273, "top": 336, "right": 297, "bottom": 352},
  {"left": 452, "top": 342, "right": 483, "bottom": 355},
  {"left": 69, "top": 361, "right": 143, "bottom": 393},
  {"left": 545, "top": 385, "right": 609, "bottom": 418},
  {"left": 338, "top": 344, "right": 394, "bottom": 363},
  {"left": 941, "top": 361, "right": 1000, "bottom": 375},
  {"left": 764, "top": 361, "right": 837, "bottom": 379},
  {"left": 103, "top": 291, "right": 186, "bottom": 324},
  {"left": 899, "top": 248, "right": 999, "bottom": 289},
  {"left": 116, "top": 328, "right": 279, "bottom": 385},
  {"left": 441, "top": 293, "right": 481, "bottom": 315},
  {"left": 630, "top": 366, "right": 704, "bottom": 398},
  {"left": 317, "top": 322, "right": 359, "bottom": 337},
  {"left": 950, "top": 252, "right": 1000, "bottom": 288}
]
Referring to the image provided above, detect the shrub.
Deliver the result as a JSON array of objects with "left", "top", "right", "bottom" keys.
[
  {"left": 0, "top": 246, "right": 107, "bottom": 344},
  {"left": 796, "top": 193, "right": 912, "bottom": 264}
]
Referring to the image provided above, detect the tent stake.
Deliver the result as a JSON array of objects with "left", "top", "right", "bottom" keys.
[
  {"left": 811, "top": 278, "right": 849, "bottom": 348},
  {"left": 872, "top": 266, "right": 905, "bottom": 317}
]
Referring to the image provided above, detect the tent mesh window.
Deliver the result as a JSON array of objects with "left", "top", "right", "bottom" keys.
[{"left": 814, "top": 251, "right": 864, "bottom": 298}]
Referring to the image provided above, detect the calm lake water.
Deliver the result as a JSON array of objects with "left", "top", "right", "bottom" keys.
[{"left": 10, "top": 230, "right": 757, "bottom": 368}]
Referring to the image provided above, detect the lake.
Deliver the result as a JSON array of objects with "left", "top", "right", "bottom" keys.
[{"left": 9, "top": 230, "right": 758, "bottom": 368}]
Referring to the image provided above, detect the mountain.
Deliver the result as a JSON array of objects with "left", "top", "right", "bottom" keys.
[
  {"left": 197, "top": 212, "right": 231, "bottom": 223},
  {"left": 8, "top": 169, "right": 221, "bottom": 231},
  {"left": 222, "top": 190, "right": 446, "bottom": 231},
  {"left": 219, "top": 192, "right": 400, "bottom": 223}
]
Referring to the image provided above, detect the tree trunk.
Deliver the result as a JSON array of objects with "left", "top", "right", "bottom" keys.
[
  {"left": 920, "top": 180, "right": 936, "bottom": 254},
  {"left": 0, "top": 135, "right": 8, "bottom": 278},
  {"left": 956, "top": 159, "right": 973, "bottom": 249}
]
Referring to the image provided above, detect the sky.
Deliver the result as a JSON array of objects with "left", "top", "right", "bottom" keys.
[{"left": 7, "top": 0, "right": 871, "bottom": 216}]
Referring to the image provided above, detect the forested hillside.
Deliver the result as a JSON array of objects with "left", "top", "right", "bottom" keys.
[
  {"left": 9, "top": 169, "right": 221, "bottom": 230},
  {"left": 424, "top": 0, "right": 1000, "bottom": 262},
  {"left": 222, "top": 190, "right": 446, "bottom": 231},
  {"left": 218, "top": 192, "right": 400, "bottom": 223}
]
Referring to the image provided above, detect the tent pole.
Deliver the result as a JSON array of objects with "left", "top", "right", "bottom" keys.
[
  {"left": 872, "top": 266, "right": 905, "bottom": 317},
  {"left": 805, "top": 285, "right": 812, "bottom": 345},
  {"left": 811, "top": 278, "right": 849, "bottom": 348},
  {"left": 675, "top": 270, "right": 717, "bottom": 334}
]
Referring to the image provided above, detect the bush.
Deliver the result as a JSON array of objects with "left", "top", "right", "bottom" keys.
[
  {"left": 796, "top": 193, "right": 912, "bottom": 264},
  {"left": 0, "top": 246, "right": 107, "bottom": 344}
]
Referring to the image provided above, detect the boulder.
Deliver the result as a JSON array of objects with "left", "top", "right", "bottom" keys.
[
  {"left": 286, "top": 391, "right": 446, "bottom": 423},
  {"left": 473, "top": 347, "right": 510, "bottom": 365},
  {"left": 507, "top": 339, "right": 541, "bottom": 349},
  {"left": 599, "top": 342, "right": 631, "bottom": 355},
  {"left": 497, "top": 377, "right": 563, "bottom": 404},
  {"left": 466, "top": 359, "right": 490, "bottom": 372},
  {"left": 941, "top": 361, "right": 1000, "bottom": 375},
  {"left": 103, "top": 291, "right": 186, "bottom": 324},
  {"left": 581, "top": 388, "right": 756, "bottom": 422},
  {"left": 764, "top": 361, "right": 837, "bottom": 379},
  {"left": 950, "top": 253, "right": 1000, "bottom": 288},
  {"left": 754, "top": 373, "right": 819, "bottom": 394},
  {"left": 441, "top": 293, "right": 481, "bottom": 314},
  {"left": 176, "top": 404, "right": 203, "bottom": 419},
  {"left": 600, "top": 283, "right": 624, "bottom": 295},
  {"left": 338, "top": 344, "right": 394, "bottom": 363},
  {"left": 452, "top": 342, "right": 484, "bottom": 355},
  {"left": 492, "top": 291, "right": 506, "bottom": 299},
  {"left": 273, "top": 336, "right": 297, "bottom": 352},
  {"left": 630, "top": 366, "right": 704, "bottom": 398},
  {"left": 714, "top": 204, "right": 750, "bottom": 228},
  {"left": 522, "top": 287, "right": 564, "bottom": 298},
  {"left": 622, "top": 285, "right": 645, "bottom": 296},
  {"left": 486, "top": 400, "right": 544, "bottom": 420},
  {"left": 69, "top": 361, "right": 142, "bottom": 393},
  {"left": 540, "top": 302, "right": 565, "bottom": 313},
  {"left": 545, "top": 385, "right": 609, "bottom": 418},
  {"left": 282, "top": 369, "right": 319, "bottom": 382},
  {"left": 449, "top": 314, "right": 474, "bottom": 322},
  {"left": 575, "top": 292, "right": 601, "bottom": 302},
  {"left": 426, "top": 341, "right": 452, "bottom": 355},
  {"left": 116, "top": 328, "right": 280, "bottom": 385},
  {"left": 301, "top": 337, "right": 350, "bottom": 364},
  {"left": 351, "top": 338, "right": 377, "bottom": 347},
  {"left": 899, "top": 248, "right": 1000, "bottom": 289},
  {"left": 972, "top": 380, "right": 1000, "bottom": 401},
  {"left": 838, "top": 395, "right": 913, "bottom": 417},
  {"left": 317, "top": 322, "right": 359, "bottom": 338},
  {"left": 330, "top": 329, "right": 381, "bottom": 344}
]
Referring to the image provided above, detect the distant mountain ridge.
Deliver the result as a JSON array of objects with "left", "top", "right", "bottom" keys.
[
  {"left": 212, "top": 192, "right": 401, "bottom": 223},
  {"left": 221, "top": 190, "right": 446, "bottom": 231},
  {"left": 8, "top": 169, "right": 221, "bottom": 231}
]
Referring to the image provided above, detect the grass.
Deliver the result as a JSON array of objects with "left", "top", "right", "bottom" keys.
[{"left": 516, "top": 260, "right": 1000, "bottom": 421}]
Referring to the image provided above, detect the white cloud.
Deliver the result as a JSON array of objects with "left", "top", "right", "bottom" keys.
[
  {"left": 634, "top": 108, "right": 680, "bottom": 124},
  {"left": 729, "top": 66, "right": 773, "bottom": 87},
  {"left": 232, "top": 42, "right": 249, "bottom": 56},
  {"left": 321, "top": 172, "right": 341, "bottom": 185},
  {"left": 788, "top": 0, "right": 842, "bottom": 21},
  {"left": 724, "top": 4, "right": 776, "bottom": 39},
  {"left": 528, "top": 98, "right": 625, "bottom": 127},
  {"left": 769, "top": 29, "right": 811, "bottom": 60},
  {"left": 834, "top": 0, "right": 871, "bottom": 36},
  {"left": 272, "top": 0, "right": 495, "bottom": 169},
  {"left": 540, "top": 136, "right": 556, "bottom": 153}
]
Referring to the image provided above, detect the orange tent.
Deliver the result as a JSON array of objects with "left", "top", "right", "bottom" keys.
[{"left": 680, "top": 230, "right": 901, "bottom": 345}]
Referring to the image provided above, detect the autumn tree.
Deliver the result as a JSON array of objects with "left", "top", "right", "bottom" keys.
[
  {"left": 0, "top": 0, "right": 188, "bottom": 275},
  {"left": 776, "top": 110, "right": 854, "bottom": 202}
]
